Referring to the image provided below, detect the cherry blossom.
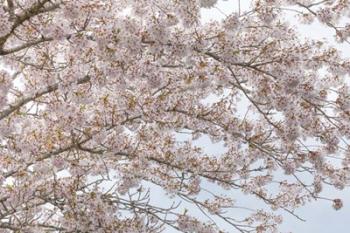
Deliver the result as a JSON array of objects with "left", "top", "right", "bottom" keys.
[{"left": 0, "top": 0, "right": 349, "bottom": 232}]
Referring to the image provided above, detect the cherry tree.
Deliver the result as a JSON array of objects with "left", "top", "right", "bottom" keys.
[{"left": 0, "top": 0, "right": 350, "bottom": 232}]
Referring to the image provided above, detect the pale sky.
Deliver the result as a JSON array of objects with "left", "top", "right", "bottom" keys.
[
  {"left": 97, "top": 1, "right": 350, "bottom": 232},
  {"left": 1, "top": 1, "right": 348, "bottom": 232},
  {"left": 173, "top": 1, "right": 350, "bottom": 232}
]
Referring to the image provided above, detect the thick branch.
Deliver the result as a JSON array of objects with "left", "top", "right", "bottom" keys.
[
  {"left": 0, "top": 37, "right": 54, "bottom": 55},
  {"left": 0, "top": 75, "right": 91, "bottom": 121},
  {"left": 0, "top": 0, "right": 60, "bottom": 49}
]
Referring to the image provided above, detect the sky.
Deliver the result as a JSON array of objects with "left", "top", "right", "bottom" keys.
[
  {"left": 3, "top": 1, "right": 349, "bottom": 232},
  {"left": 172, "top": 1, "right": 350, "bottom": 232},
  {"left": 64, "top": 1, "right": 350, "bottom": 232}
]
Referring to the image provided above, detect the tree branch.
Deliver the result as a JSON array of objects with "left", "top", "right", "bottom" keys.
[{"left": 0, "top": 75, "right": 91, "bottom": 121}]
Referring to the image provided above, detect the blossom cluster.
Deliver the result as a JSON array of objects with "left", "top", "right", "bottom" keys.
[{"left": 0, "top": 0, "right": 349, "bottom": 232}]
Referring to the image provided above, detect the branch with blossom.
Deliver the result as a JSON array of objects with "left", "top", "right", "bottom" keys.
[{"left": 0, "top": 0, "right": 349, "bottom": 232}]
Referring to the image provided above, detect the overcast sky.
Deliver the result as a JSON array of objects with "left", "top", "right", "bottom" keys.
[{"left": 193, "top": 1, "right": 350, "bottom": 232}]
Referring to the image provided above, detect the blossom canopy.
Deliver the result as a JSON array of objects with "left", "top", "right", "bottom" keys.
[{"left": 0, "top": 0, "right": 350, "bottom": 232}]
